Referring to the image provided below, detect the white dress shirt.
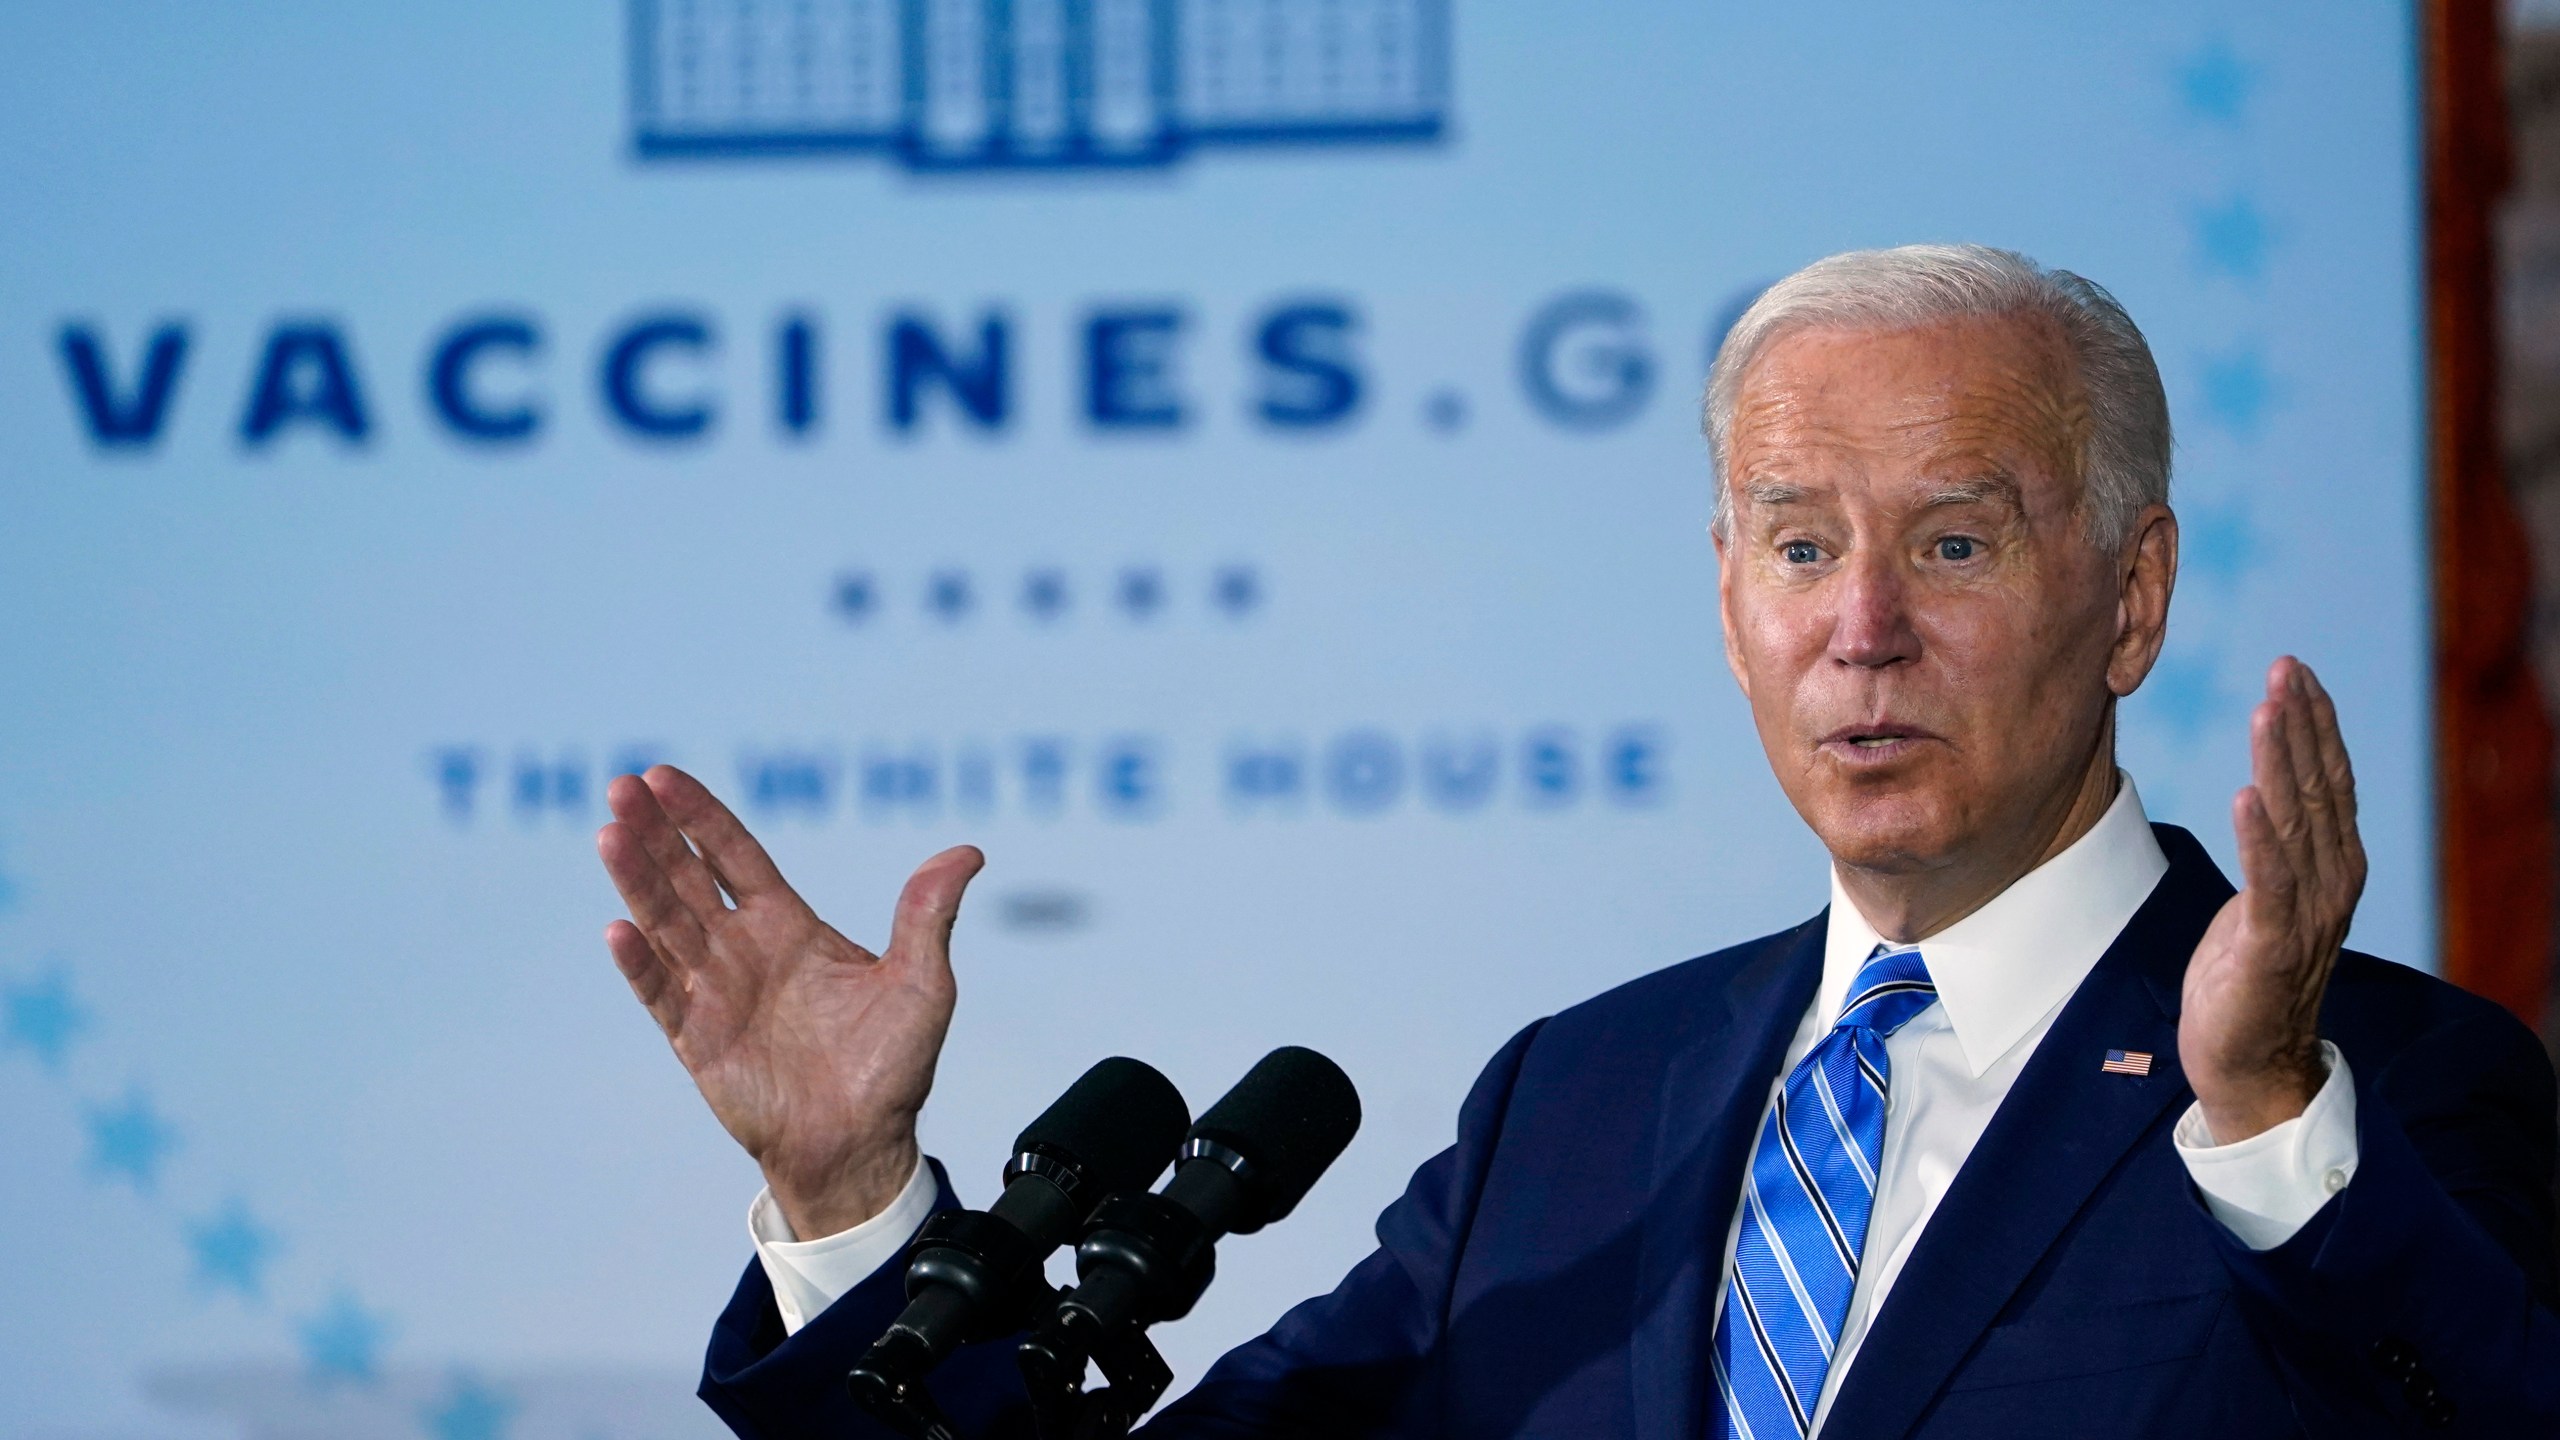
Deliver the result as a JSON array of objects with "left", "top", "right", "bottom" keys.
[
  {"left": 752, "top": 774, "right": 2363, "bottom": 1407},
  {"left": 750, "top": 1157, "right": 939, "bottom": 1333}
]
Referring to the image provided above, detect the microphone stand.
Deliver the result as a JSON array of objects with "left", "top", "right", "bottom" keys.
[
  {"left": 1015, "top": 1186, "right": 1218, "bottom": 1440},
  {"left": 849, "top": 1209, "right": 1065, "bottom": 1440},
  {"left": 1019, "top": 1315, "right": 1173, "bottom": 1440}
]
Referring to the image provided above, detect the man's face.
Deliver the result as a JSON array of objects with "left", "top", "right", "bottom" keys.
[{"left": 1716, "top": 315, "right": 2154, "bottom": 880}]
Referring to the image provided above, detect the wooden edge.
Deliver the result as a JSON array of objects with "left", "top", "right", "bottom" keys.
[{"left": 2428, "top": 0, "right": 2556, "bottom": 1031}]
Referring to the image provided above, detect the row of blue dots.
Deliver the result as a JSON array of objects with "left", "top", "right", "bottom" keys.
[{"left": 832, "top": 564, "right": 1264, "bottom": 623}]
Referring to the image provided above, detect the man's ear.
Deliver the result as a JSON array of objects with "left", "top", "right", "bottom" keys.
[
  {"left": 1714, "top": 521, "right": 1752, "bottom": 698},
  {"left": 2107, "top": 503, "right": 2178, "bottom": 698}
]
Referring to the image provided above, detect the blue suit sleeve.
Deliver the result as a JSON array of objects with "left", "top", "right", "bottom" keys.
[
  {"left": 696, "top": 1158, "right": 1037, "bottom": 1440},
  {"left": 2206, "top": 1007, "right": 2560, "bottom": 1435},
  {"left": 697, "top": 1022, "right": 1545, "bottom": 1440}
]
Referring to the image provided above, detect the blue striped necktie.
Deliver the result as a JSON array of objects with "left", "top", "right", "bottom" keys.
[{"left": 1709, "top": 944, "right": 1938, "bottom": 1438}]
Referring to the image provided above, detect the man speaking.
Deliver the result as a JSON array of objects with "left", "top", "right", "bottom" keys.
[{"left": 596, "top": 246, "right": 2560, "bottom": 1436}]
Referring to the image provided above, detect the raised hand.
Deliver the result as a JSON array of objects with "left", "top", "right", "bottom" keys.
[
  {"left": 596, "top": 765, "right": 984, "bottom": 1239},
  {"left": 2178, "top": 657, "right": 2368, "bottom": 1144}
]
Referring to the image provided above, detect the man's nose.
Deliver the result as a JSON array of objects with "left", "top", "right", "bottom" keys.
[{"left": 1828, "top": 549, "right": 1922, "bottom": 669}]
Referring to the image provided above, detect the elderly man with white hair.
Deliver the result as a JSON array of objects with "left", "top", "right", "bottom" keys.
[{"left": 599, "top": 245, "right": 2560, "bottom": 1437}]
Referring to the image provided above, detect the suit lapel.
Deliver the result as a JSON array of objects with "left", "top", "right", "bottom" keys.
[
  {"left": 1815, "top": 826, "right": 2230, "bottom": 1438},
  {"left": 1630, "top": 915, "right": 1825, "bottom": 1440}
]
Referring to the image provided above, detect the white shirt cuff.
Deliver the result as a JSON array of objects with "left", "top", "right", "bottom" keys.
[
  {"left": 748, "top": 1156, "right": 938, "bottom": 1334},
  {"left": 2174, "top": 1040, "right": 2359, "bottom": 1251}
]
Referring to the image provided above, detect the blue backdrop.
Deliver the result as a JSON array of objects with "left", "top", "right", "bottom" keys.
[{"left": 0, "top": 4, "right": 2421, "bottom": 1437}]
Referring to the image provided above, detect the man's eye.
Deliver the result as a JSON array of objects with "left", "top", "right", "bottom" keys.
[
  {"left": 1936, "top": 536, "right": 1979, "bottom": 562},
  {"left": 1781, "top": 541, "right": 1821, "bottom": 565}
]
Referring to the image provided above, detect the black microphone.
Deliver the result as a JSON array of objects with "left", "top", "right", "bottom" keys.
[
  {"left": 849, "top": 1056, "right": 1191, "bottom": 1439},
  {"left": 1015, "top": 1047, "right": 1361, "bottom": 1427},
  {"left": 1170, "top": 1043, "right": 1364, "bottom": 1234}
]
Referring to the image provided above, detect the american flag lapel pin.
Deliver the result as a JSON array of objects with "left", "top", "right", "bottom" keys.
[{"left": 2101, "top": 1049, "right": 2154, "bottom": 1077}]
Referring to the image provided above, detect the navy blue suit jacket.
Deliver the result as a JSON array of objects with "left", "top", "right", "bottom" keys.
[{"left": 698, "top": 826, "right": 2560, "bottom": 1437}]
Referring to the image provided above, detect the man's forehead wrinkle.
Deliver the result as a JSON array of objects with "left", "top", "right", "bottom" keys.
[
  {"left": 1895, "top": 362, "right": 2080, "bottom": 463},
  {"left": 1738, "top": 403, "right": 2069, "bottom": 497},
  {"left": 1725, "top": 315, "right": 2099, "bottom": 532},
  {"left": 1740, "top": 366, "right": 2072, "bottom": 456},
  {"left": 1957, "top": 314, "right": 2091, "bottom": 486},
  {"left": 1726, "top": 399, "right": 1872, "bottom": 493},
  {"left": 1738, "top": 313, "right": 2087, "bottom": 437},
  {"left": 1727, "top": 377, "right": 1849, "bottom": 458}
]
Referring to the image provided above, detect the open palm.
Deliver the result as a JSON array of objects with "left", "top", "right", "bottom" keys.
[
  {"left": 597, "top": 766, "right": 984, "bottom": 1238},
  {"left": 2177, "top": 658, "right": 2365, "bottom": 1143}
]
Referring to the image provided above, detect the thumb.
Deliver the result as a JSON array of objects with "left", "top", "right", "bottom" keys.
[{"left": 885, "top": 844, "right": 987, "bottom": 977}]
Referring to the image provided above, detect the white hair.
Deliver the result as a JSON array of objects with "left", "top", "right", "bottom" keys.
[{"left": 1703, "top": 244, "right": 2172, "bottom": 552}]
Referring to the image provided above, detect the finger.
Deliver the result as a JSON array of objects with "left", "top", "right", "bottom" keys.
[
  {"left": 608, "top": 772, "right": 727, "bottom": 920},
  {"left": 2270, "top": 660, "right": 2340, "bottom": 891},
  {"left": 2235, "top": 786, "right": 2341, "bottom": 1031},
  {"left": 884, "top": 845, "right": 988, "bottom": 980},
  {"left": 2248, "top": 676, "right": 2306, "bottom": 857},
  {"left": 644, "top": 766, "right": 791, "bottom": 904},
  {"left": 605, "top": 919, "right": 687, "bottom": 1037},
  {"left": 2273, "top": 661, "right": 2327, "bottom": 807},
  {"left": 2232, "top": 784, "right": 2298, "bottom": 925},
  {"left": 2294, "top": 664, "right": 2369, "bottom": 911},
  {"left": 2295, "top": 663, "right": 2361, "bottom": 833},
  {"left": 596, "top": 820, "right": 711, "bottom": 971}
]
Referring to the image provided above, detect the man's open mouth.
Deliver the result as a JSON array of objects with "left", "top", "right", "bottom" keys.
[{"left": 1821, "top": 725, "right": 1936, "bottom": 755}]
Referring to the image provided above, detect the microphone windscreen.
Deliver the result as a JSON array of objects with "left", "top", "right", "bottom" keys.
[
  {"left": 1189, "top": 1046, "right": 1362, "bottom": 1228},
  {"left": 1016, "top": 1056, "right": 1192, "bottom": 1197}
]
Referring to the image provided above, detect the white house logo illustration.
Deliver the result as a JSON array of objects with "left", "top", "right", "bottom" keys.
[{"left": 629, "top": 0, "right": 1449, "bottom": 170}]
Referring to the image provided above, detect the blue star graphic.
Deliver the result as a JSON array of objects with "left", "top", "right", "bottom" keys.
[
  {"left": 420, "top": 1373, "right": 516, "bottom": 1440},
  {"left": 430, "top": 748, "right": 483, "bottom": 823},
  {"left": 299, "top": 1288, "right": 391, "bottom": 1386},
  {"left": 2177, "top": 39, "right": 2257, "bottom": 127},
  {"left": 1020, "top": 568, "right": 1069, "bottom": 620},
  {"left": 187, "top": 1197, "right": 281, "bottom": 1299},
  {"left": 831, "top": 571, "right": 876, "bottom": 623},
  {"left": 608, "top": 748, "right": 666, "bottom": 782},
  {"left": 2199, "top": 347, "right": 2278, "bottom": 439},
  {"left": 2193, "top": 196, "right": 2272, "bottom": 283},
  {"left": 2182, "top": 498, "right": 2264, "bottom": 584},
  {"left": 86, "top": 1088, "right": 179, "bottom": 1194},
  {"left": 1211, "top": 565, "right": 1262, "bottom": 617},
  {"left": 3, "top": 966, "right": 91, "bottom": 1071},
  {"left": 2136, "top": 651, "right": 2230, "bottom": 743},
  {"left": 926, "top": 570, "right": 974, "bottom": 622},
  {"left": 1116, "top": 567, "right": 1164, "bottom": 620}
]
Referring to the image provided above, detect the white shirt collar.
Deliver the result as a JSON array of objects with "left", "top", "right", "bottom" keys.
[{"left": 1820, "top": 773, "right": 2169, "bottom": 1077}]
